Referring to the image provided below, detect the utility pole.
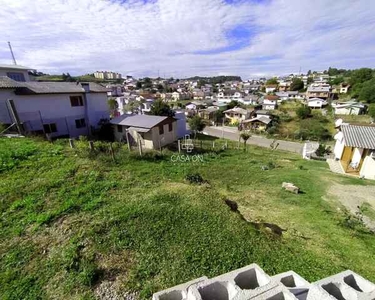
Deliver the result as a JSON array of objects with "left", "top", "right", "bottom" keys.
[{"left": 8, "top": 42, "right": 17, "bottom": 65}]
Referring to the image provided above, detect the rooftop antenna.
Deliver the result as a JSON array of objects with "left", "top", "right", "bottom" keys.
[{"left": 8, "top": 42, "right": 17, "bottom": 65}]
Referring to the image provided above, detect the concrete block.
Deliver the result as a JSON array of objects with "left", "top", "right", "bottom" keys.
[
  {"left": 187, "top": 264, "right": 280, "bottom": 300},
  {"left": 307, "top": 270, "right": 375, "bottom": 300},
  {"left": 281, "top": 182, "right": 299, "bottom": 194},
  {"left": 272, "top": 271, "right": 310, "bottom": 300},
  {"left": 256, "top": 285, "right": 299, "bottom": 300},
  {"left": 153, "top": 277, "right": 208, "bottom": 300}
]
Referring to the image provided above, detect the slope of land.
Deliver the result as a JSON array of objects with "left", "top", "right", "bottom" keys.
[{"left": 0, "top": 137, "right": 375, "bottom": 299}]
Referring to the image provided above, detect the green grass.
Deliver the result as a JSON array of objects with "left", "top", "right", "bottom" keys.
[
  {"left": 1, "top": 137, "right": 375, "bottom": 299},
  {"left": 360, "top": 202, "right": 375, "bottom": 220}
]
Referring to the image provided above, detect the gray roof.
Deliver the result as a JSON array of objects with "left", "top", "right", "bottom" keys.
[
  {"left": 243, "top": 116, "right": 271, "bottom": 125},
  {"left": 110, "top": 114, "right": 170, "bottom": 128},
  {"left": 224, "top": 107, "right": 249, "bottom": 114},
  {"left": 0, "top": 76, "right": 25, "bottom": 88},
  {"left": 16, "top": 82, "right": 84, "bottom": 94},
  {"left": 342, "top": 125, "right": 375, "bottom": 149},
  {"left": 0, "top": 64, "right": 33, "bottom": 70},
  {"left": 82, "top": 82, "right": 109, "bottom": 93}
]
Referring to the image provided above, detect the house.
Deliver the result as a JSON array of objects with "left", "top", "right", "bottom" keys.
[
  {"left": 278, "top": 81, "right": 291, "bottom": 92},
  {"left": 171, "top": 92, "right": 180, "bottom": 101},
  {"left": 340, "top": 83, "right": 350, "bottom": 94},
  {"left": 0, "top": 64, "right": 33, "bottom": 82},
  {"left": 265, "top": 84, "right": 277, "bottom": 93},
  {"left": 242, "top": 116, "right": 272, "bottom": 131},
  {"left": 241, "top": 95, "right": 259, "bottom": 105},
  {"left": 307, "top": 97, "right": 328, "bottom": 109},
  {"left": 224, "top": 107, "right": 251, "bottom": 124},
  {"left": 111, "top": 114, "right": 177, "bottom": 149},
  {"left": 275, "top": 91, "right": 303, "bottom": 102},
  {"left": 306, "top": 84, "right": 331, "bottom": 99},
  {"left": 0, "top": 77, "right": 109, "bottom": 138},
  {"left": 198, "top": 106, "right": 220, "bottom": 124},
  {"left": 333, "top": 124, "right": 375, "bottom": 180},
  {"left": 262, "top": 95, "right": 278, "bottom": 110},
  {"left": 254, "top": 110, "right": 272, "bottom": 118},
  {"left": 332, "top": 101, "right": 366, "bottom": 115}
]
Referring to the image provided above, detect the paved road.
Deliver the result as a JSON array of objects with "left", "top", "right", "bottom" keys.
[{"left": 203, "top": 126, "right": 304, "bottom": 154}]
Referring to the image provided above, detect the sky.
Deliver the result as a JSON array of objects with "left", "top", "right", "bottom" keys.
[{"left": 1, "top": 0, "right": 375, "bottom": 79}]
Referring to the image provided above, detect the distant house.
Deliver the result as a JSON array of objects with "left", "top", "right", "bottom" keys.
[
  {"left": 111, "top": 114, "right": 177, "bottom": 149},
  {"left": 171, "top": 92, "right": 180, "bottom": 101},
  {"left": 278, "top": 81, "right": 291, "bottom": 92},
  {"left": 224, "top": 107, "right": 251, "bottom": 124},
  {"left": 265, "top": 84, "right": 277, "bottom": 93},
  {"left": 242, "top": 116, "right": 272, "bottom": 131},
  {"left": 306, "top": 84, "right": 331, "bottom": 99},
  {"left": 262, "top": 95, "right": 278, "bottom": 110},
  {"left": 198, "top": 106, "right": 220, "bottom": 124},
  {"left": 333, "top": 124, "right": 375, "bottom": 180},
  {"left": 241, "top": 95, "right": 259, "bottom": 105},
  {"left": 307, "top": 97, "right": 328, "bottom": 109},
  {"left": 275, "top": 91, "right": 303, "bottom": 102},
  {"left": 0, "top": 77, "right": 109, "bottom": 138},
  {"left": 340, "top": 83, "right": 350, "bottom": 94},
  {"left": 332, "top": 101, "right": 366, "bottom": 115}
]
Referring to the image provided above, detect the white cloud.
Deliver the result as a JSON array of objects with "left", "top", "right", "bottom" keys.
[{"left": 0, "top": 0, "right": 374, "bottom": 78}]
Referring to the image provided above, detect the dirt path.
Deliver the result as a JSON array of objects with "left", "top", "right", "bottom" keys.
[{"left": 327, "top": 184, "right": 375, "bottom": 231}]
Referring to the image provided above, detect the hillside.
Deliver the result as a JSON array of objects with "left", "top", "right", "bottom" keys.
[{"left": 1, "top": 137, "right": 375, "bottom": 299}]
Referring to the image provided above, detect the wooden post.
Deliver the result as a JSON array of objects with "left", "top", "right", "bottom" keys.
[
  {"left": 69, "top": 139, "right": 75, "bottom": 148},
  {"left": 237, "top": 136, "right": 240, "bottom": 150},
  {"left": 212, "top": 141, "right": 215, "bottom": 149},
  {"left": 200, "top": 140, "right": 203, "bottom": 149},
  {"left": 138, "top": 139, "right": 143, "bottom": 156},
  {"left": 125, "top": 130, "right": 131, "bottom": 151},
  {"left": 89, "top": 141, "right": 94, "bottom": 151},
  {"left": 109, "top": 143, "right": 116, "bottom": 162},
  {"left": 225, "top": 140, "right": 228, "bottom": 149},
  {"left": 178, "top": 139, "right": 181, "bottom": 153}
]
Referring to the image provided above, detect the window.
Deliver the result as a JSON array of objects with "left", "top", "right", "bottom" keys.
[
  {"left": 117, "top": 125, "right": 123, "bottom": 133},
  {"left": 75, "top": 118, "right": 86, "bottom": 129},
  {"left": 168, "top": 123, "right": 173, "bottom": 132},
  {"left": 43, "top": 123, "right": 57, "bottom": 134},
  {"left": 7, "top": 72, "right": 25, "bottom": 82},
  {"left": 159, "top": 124, "right": 164, "bottom": 135},
  {"left": 70, "top": 96, "right": 84, "bottom": 107}
]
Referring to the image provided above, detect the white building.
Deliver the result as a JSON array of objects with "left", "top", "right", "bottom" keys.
[
  {"left": 0, "top": 64, "right": 33, "bottom": 82},
  {"left": 307, "top": 97, "right": 328, "bottom": 109},
  {"left": 332, "top": 101, "right": 366, "bottom": 115},
  {"left": 0, "top": 77, "right": 109, "bottom": 138},
  {"left": 94, "top": 71, "right": 122, "bottom": 80}
]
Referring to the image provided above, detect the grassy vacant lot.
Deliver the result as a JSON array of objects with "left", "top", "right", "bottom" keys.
[{"left": 1, "top": 137, "right": 375, "bottom": 299}]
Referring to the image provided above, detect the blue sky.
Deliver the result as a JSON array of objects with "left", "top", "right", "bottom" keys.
[{"left": 0, "top": 0, "right": 375, "bottom": 78}]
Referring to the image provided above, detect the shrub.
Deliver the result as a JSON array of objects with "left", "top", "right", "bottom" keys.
[
  {"left": 185, "top": 173, "right": 205, "bottom": 184},
  {"left": 315, "top": 144, "right": 332, "bottom": 157},
  {"left": 296, "top": 106, "right": 311, "bottom": 119}
]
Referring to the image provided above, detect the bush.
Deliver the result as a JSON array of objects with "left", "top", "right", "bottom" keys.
[
  {"left": 185, "top": 173, "right": 205, "bottom": 184},
  {"left": 315, "top": 144, "right": 332, "bottom": 157},
  {"left": 295, "top": 119, "right": 332, "bottom": 141},
  {"left": 296, "top": 106, "right": 311, "bottom": 119}
]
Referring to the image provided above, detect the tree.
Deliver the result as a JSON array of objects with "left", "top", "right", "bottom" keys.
[
  {"left": 136, "top": 81, "right": 142, "bottom": 89},
  {"left": 290, "top": 78, "right": 304, "bottom": 91},
  {"left": 213, "top": 110, "right": 224, "bottom": 125},
  {"left": 349, "top": 68, "right": 373, "bottom": 86},
  {"left": 107, "top": 98, "right": 118, "bottom": 117},
  {"left": 188, "top": 116, "right": 206, "bottom": 138},
  {"left": 358, "top": 79, "right": 375, "bottom": 103},
  {"left": 227, "top": 100, "right": 241, "bottom": 109},
  {"left": 240, "top": 131, "right": 251, "bottom": 152},
  {"left": 266, "top": 78, "right": 278, "bottom": 85},
  {"left": 296, "top": 106, "right": 311, "bottom": 119},
  {"left": 307, "top": 77, "right": 314, "bottom": 85},
  {"left": 149, "top": 99, "right": 175, "bottom": 117},
  {"left": 368, "top": 104, "right": 375, "bottom": 119}
]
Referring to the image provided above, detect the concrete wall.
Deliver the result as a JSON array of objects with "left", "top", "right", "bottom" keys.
[
  {"left": 360, "top": 155, "right": 375, "bottom": 180},
  {"left": 86, "top": 92, "right": 110, "bottom": 128},
  {"left": 333, "top": 132, "right": 345, "bottom": 159}
]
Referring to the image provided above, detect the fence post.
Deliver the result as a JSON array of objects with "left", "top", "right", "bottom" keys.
[
  {"left": 200, "top": 140, "right": 203, "bottom": 149},
  {"left": 109, "top": 143, "right": 116, "bottom": 162},
  {"left": 178, "top": 139, "right": 181, "bottom": 153},
  {"left": 212, "top": 141, "right": 215, "bottom": 149},
  {"left": 69, "top": 138, "right": 75, "bottom": 148},
  {"left": 138, "top": 139, "right": 143, "bottom": 156},
  {"left": 126, "top": 130, "right": 131, "bottom": 151},
  {"left": 89, "top": 141, "right": 94, "bottom": 151},
  {"left": 225, "top": 140, "right": 228, "bottom": 149}
]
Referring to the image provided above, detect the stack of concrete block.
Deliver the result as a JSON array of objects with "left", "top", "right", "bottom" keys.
[{"left": 153, "top": 264, "right": 375, "bottom": 300}]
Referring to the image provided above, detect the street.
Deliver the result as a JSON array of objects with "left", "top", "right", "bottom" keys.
[{"left": 203, "top": 126, "right": 304, "bottom": 154}]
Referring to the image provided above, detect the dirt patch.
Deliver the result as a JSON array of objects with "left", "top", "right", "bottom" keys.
[
  {"left": 224, "top": 199, "right": 287, "bottom": 236},
  {"left": 327, "top": 183, "right": 375, "bottom": 231}
]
